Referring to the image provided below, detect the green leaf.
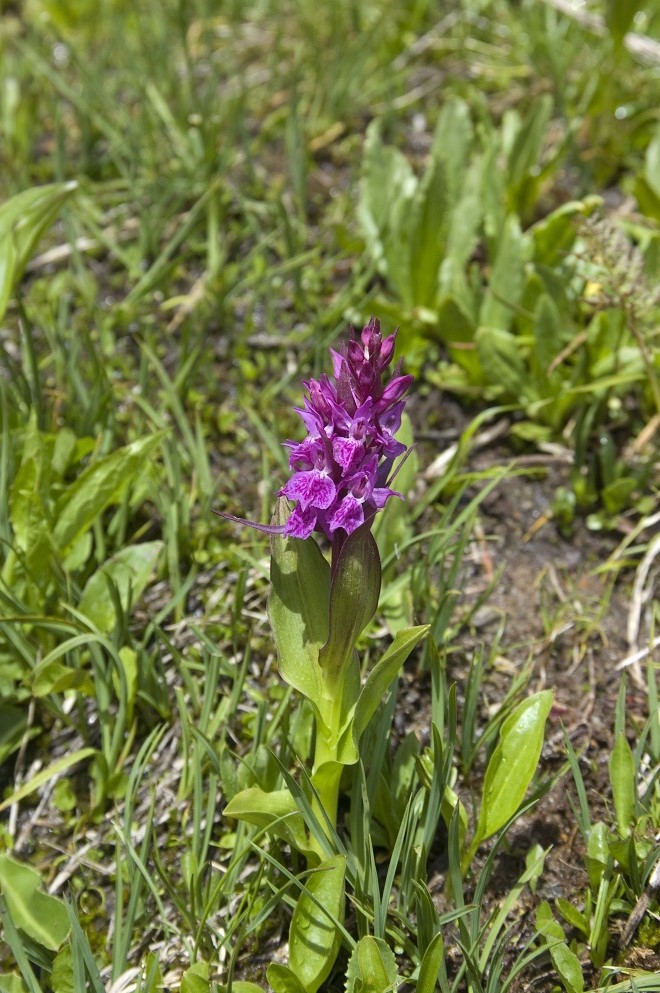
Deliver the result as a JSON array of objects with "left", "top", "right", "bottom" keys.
[
  {"left": 604, "top": 0, "right": 637, "bottom": 46},
  {"left": 536, "top": 902, "right": 584, "bottom": 993},
  {"left": 318, "top": 524, "right": 381, "bottom": 680},
  {"left": 430, "top": 98, "right": 474, "bottom": 201},
  {"left": 0, "top": 705, "right": 28, "bottom": 765},
  {"left": 352, "top": 625, "right": 429, "bottom": 752},
  {"left": 506, "top": 96, "right": 552, "bottom": 214},
  {"left": 416, "top": 932, "right": 445, "bottom": 993},
  {"left": 269, "top": 498, "right": 329, "bottom": 711},
  {"left": 0, "top": 855, "right": 70, "bottom": 951},
  {"left": 0, "top": 748, "right": 96, "bottom": 812},
  {"left": 345, "top": 935, "right": 399, "bottom": 993},
  {"left": 231, "top": 984, "right": 267, "bottom": 993},
  {"left": 0, "top": 181, "right": 77, "bottom": 323},
  {"left": 609, "top": 732, "right": 636, "bottom": 838},
  {"left": 358, "top": 121, "right": 416, "bottom": 298},
  {"left": 181, "top": 962, "right": 209, "bottom": 993},
  {"left": 0, "top": 975, "right": 29, "bottom": 993},
  {"left": 474, "top": 690, "right": 553, "bottom": 845},
  {"left": 635, "top": 133, "right": 660, "bottom": 221},
  {"left": 222, "top": 786, "right": 315, "bottom": 862},
  {"left": 52, "top": 433, "right": 164, "bottom": 559},
  {"left": 6, "top": 415, "right": 53, "bottom": 588},
  {"left": 480, "top": 214, "right": 528, "bottom": 332},
  {"left": 530, "top": 198, "right": 600, "bottom": 266},
  {"left": 443, "top": 156, "right": 483, "bottom": 283},
  {"left": 555, "top": 898, "right": 588, "bottom": 938},
  {"left": 266, "top": 965, "right": 307, "bottom": 993},
  {"left": 408, "top": 154, "right": 448, "bottom": 307},
  {"left": 532, "top": 293, "right": 564, "bottom": 390},
  {"left": 78, "top": 540, "right": 163, "bottom": 633},
  {"left": 51, "top": 944, "right": 74, "bottom": 993},
  {"left": 288, "top": 856, "right": 345, "bottom": 993},
  {"left": 475, "top": 327, "right": 527, "bottom": 400},
  {"left": 30, "top": 658, "right": 94, "bottom": 697},
  {"left": 585, "top": 821, "right": 610, "bottom": 891}
]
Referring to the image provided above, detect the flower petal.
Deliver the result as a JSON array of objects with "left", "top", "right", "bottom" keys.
[
  {"left": 284, "top": 504, "right": 318, "bottom": 538},
  {"left": 281, "top": 469, "right": 336, "bottom": 510},
  {"left": 327, "top": 495, "right": 364, "bottom": 535}
]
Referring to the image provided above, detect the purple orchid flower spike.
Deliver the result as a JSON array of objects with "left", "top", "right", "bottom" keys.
[{"left": 215, "top": 317, "right": 413, "bottom": 546}]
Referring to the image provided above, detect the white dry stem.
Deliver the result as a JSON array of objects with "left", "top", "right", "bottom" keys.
[{"left": 623, "top": 530, "right": 660, "bottom": 686}]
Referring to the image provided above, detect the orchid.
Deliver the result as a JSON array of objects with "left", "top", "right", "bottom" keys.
[
  {"left": 216, "top": 317, "right": 413, "bottom": 544},
  {"left": 216, "top": 318, "right": 428, "bottom": 993}
]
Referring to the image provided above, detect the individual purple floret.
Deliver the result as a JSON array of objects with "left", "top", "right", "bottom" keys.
[{"left": 216, "top": 318, "right": 413, "bottom": 541}]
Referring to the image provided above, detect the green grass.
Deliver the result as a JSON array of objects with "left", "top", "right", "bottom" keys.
[{"left": 0, "top": 1, "right": 659, "bottom": 991}]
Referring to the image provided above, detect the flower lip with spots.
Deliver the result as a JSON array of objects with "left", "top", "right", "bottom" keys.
[{"left": 215, "top": 317, "right": 413, "bottom": 542}]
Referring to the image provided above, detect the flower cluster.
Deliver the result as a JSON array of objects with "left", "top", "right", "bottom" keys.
[{"left": 280, "top": 318, "right": 412, "bottom": 539}]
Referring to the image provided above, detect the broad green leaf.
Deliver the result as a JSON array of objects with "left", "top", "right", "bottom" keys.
[
  {"left": 231, "top": 985, "right": 266, "bottom": 993},
  {"left": 536, "top": 902, "right": 584, "bottom": 993},
  {"left": 289, "top": 856, "right": 345, "bottom": 993},
  {"left": 0, "top": 855, "right": 70, "bottom": 950},
  {"left": 430, "top": 98, "right": 474, "bottom": 196},
  {"left": 530, "top": 198, "right": 600, "bottom": 266},
  {"left": 51, "top": 944, "right": 74, "bottom": 993},
  {"left": 222, "top": 786, "right": 314, "bottom": 862},
  {"left": 556, "top": 898, "right": 588, "bottom": 937},
  {"left": 474, "top": 690, "right": 553, "bottom": 845},
  {"left": 78, "top": 540, "right": 163, "bottom": 633},
  {"left": 506, "top": 96, "right": 552, "bottom": 213},
  {"left": 609, "top": 732, "right": 635, "bottom": 839},
  {"left": 30, "top": 658, "right": 93, "bottom": 697},
  {"left": 52, "top": 433, "right": 164, "bottom": 557},
  {"left": 7, "top": 415, "right": 53, "bottom": 588},
  {"left": 345, "top": 935, "right": 398, "bottom": 993},
  {"left": 181, "top": 962, "right": 209, "bottom": 993},
  {"left": 0, "top": 748, "right": 96, "bottom": 812},
  {"left": 0, "top": 181, "right": 77, "bottom": 322},
  {"left": 480, "top": 214, "right": 528, "bottom": 331},
  {"left": 269, "top": 498, "right": 329, "bottom": 710},
  {"left": 409, "top": 154, "right": 448, "bottom": 307},
  {"left": 475, "top": 327, "right": 527, "bottom": 400},
  {"left": 435, "top": 296, "right": 482, "bottom": 382},
  {"left": 352, "top": 625, "right": 429, "bottom": 752},
  {"left": 266, "top": 965, "right": 307, "bottom": 993},
  {"left": 416, "top": 932, "right": 445, "bottom": 993},
  {"left": 319, "top": 524, "right": 381, "bottom": 681},
  {"left": 585, "top": 821, "right": 610, "bottom": 891},
  {"left": 532, "top": 294, "right": 563, "bottom": 392},
  {"left": 0, "top": 975, "right": 28, "bottom": 993},
  {"left": 358, "top": 121, "right": 416, "bottom": 294},
  {"left": 443, "top": 156, "right": 483, "bottom": 282}
]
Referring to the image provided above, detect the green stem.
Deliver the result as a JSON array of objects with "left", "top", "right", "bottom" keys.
[{"left": 308, "top": 684, "right": 344, "bottom": 859}]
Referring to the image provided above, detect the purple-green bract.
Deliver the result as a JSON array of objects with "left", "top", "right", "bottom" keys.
[{"left": 217, "top": 317, "right": 412, "bottom": 540}]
